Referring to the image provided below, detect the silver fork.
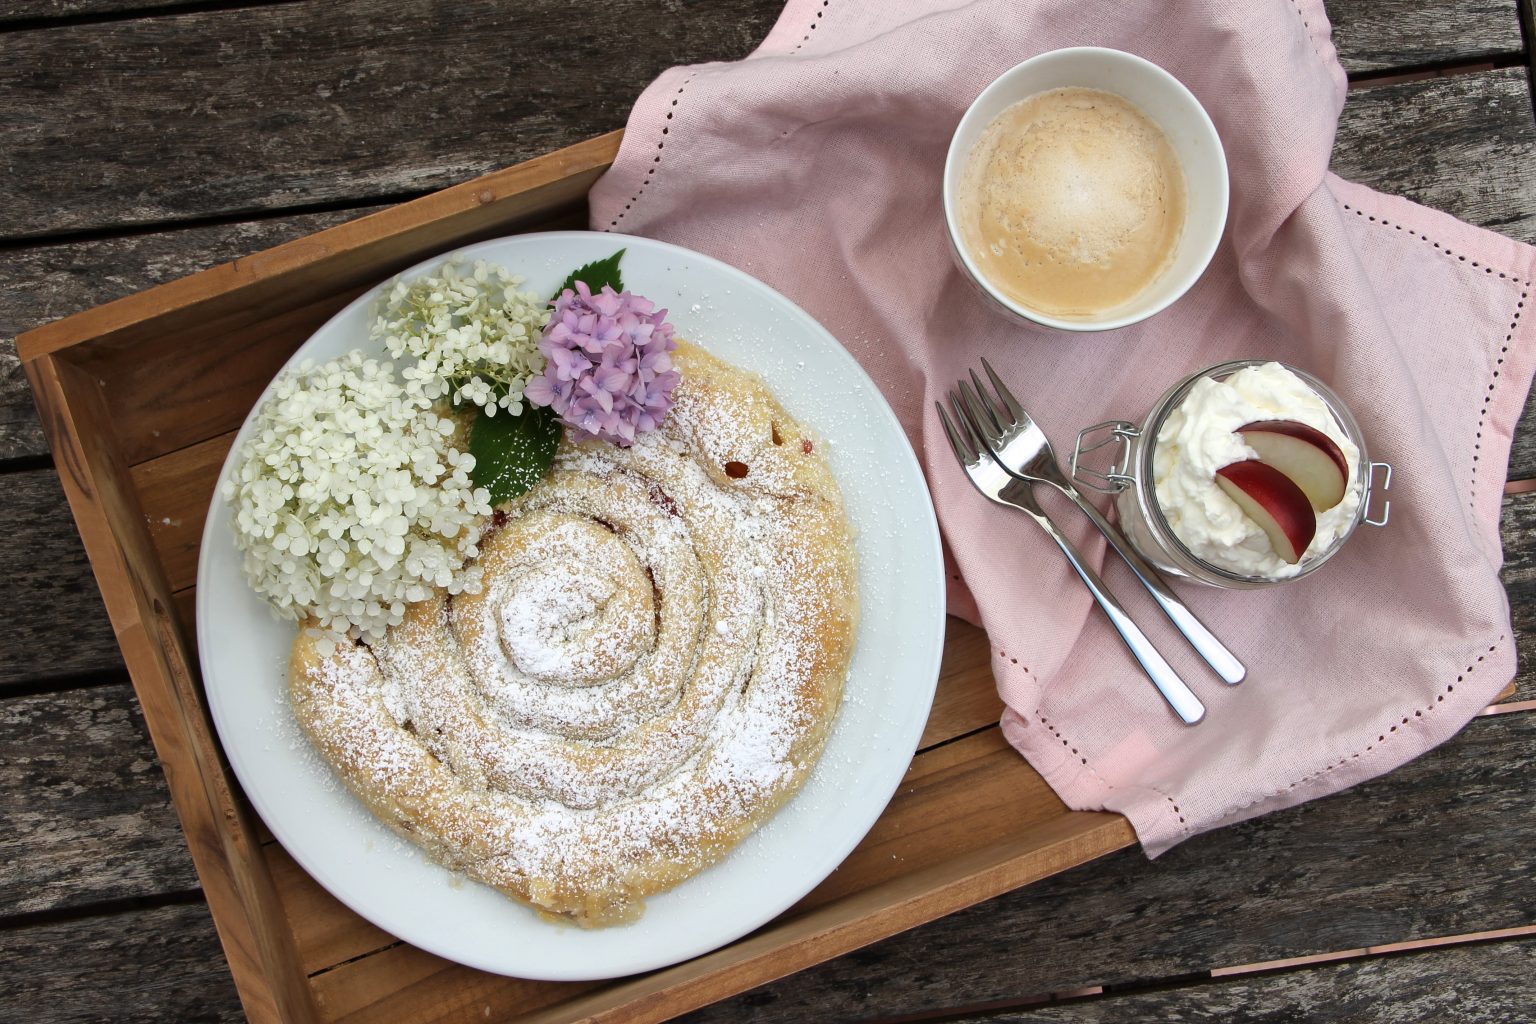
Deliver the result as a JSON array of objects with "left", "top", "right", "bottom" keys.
[
  {"left": 958, "top": 359, "right": 1245, "bottom": 685},
  {"left": 937, "top": 398, "right": 1206, "bottom": 725}
]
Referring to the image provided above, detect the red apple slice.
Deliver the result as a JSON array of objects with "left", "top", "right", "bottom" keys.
[
  {"left": 1237, "top": 419, "right": 1348, "bottom": 512},
  {"left": 1215, "top": 459, "right": 1318, "bottom": 564}
]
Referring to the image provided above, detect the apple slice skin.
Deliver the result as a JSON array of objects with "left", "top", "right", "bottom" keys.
[
  {"left": 1237, "top": 419, "right": 1349, "bottom": 512},
  {"left": 1215, "top": 459, "right": 1318, "bottom": 565},
  {"left": 1237, "top": 419, "right": 1348, "bottom": 477}
]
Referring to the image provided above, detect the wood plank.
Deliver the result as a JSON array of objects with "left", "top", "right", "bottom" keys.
[
  {"left": 15, "top": 0, "right": 1518, "bottom": 71},
  {"left": 943, "top": 936, "right": 1536, "bottom": 1023},
  {"left": 677, "top": 711, "right": 1536, "bottom": 1023},
  {"left": 791, "top": 728, "right": 1087, "bottom": 914},
  {"left": 114, "top": 414, "right": 549, "bottom": 597},
  {"left": 1329, "top": 0, "right": 1524, "bottom": 74},
  {"left": 0, "top": 0, "right": 215, "bottom": 23},
  {"left": 1508, "top": 384, "right": 1536, "bottom": 482},
  {"left": 923, "top": 620, "right": 1004, "bottom": 747},
  {"left": 313, "top": 812, "right": 1133, "bottom": 1024},
  {"left": 0, "top": 341, "right": 41, "bottom": 463},
  {"left": 75, "top": 281, "right": 371, "bottom": 465},
  {"left": 0, "top": 681, "right": 199, "bottom": 915},
  {"left": 0, "top": 0, "right": 783, "bottom": 239},
  {"left": 1524, "top": 0, "right": 1536, "bottom": 82},
  {"left": 174, "top": 584, "right": 197, "bottom": 642},
  {"left": 0, "top": 0, "right": 1525, "bottom": 242},
  {"left": 264, "top": 844, "right": 394, "bottom": 977},
  {"left": 0, "top": 467, "right": 123, "bottom": 686},
  {"left": 0, "top": 900, "right": 245, "bottom": 1024},
  {"left": 311, "top": 941, "right": 597, "bottom": 1024},
  {"left": 1332, "top": 68, "right": 1536, "bottom": 245},
  {"left": 1499, "top": 490, "right": 1536, "bottom": 704},
  {"left": 0, "top": 208, "right": 366, "bottom": 462},
  {"left": 133, "top": 432, "right": 230, "bottom": 592},
  {"left": 1330, "top": 68, "right": 1536, "bottom": 482}
]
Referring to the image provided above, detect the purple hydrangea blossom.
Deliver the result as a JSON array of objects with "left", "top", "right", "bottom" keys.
[{"left": 524, "top": 282, "right": 681, "bottom": 446}]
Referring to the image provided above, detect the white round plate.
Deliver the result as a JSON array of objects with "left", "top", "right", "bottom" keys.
[{"left": 198, "top": 231, "right": 945, "bottom": 981}]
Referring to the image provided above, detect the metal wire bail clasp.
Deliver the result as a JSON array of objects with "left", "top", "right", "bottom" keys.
[
  {"left": 1363, "top": 461, "right": 1393, "bottom": 527},
  {"left": 1071, "top": 420, "right": 1140, "bottom": 493}
]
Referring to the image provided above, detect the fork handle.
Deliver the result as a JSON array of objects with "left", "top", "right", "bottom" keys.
[
  {"left": 1064, "top": 490, "right": 1246, "bottom": 686},
  {"left": 1034, "top": 514, "right": 1206, "bottom": 725}
]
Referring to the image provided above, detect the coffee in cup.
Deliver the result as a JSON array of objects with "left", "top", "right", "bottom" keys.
[
  {"left": 942, "top": 48, "right": 1228, "bottom": 333},
  {"left": 955, "top": 87, "right": 1186, "bottom": 320}
]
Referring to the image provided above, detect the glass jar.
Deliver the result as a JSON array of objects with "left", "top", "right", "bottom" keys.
[{"left": 1071, "top": 360, "right": 1392, "bottom": 589}]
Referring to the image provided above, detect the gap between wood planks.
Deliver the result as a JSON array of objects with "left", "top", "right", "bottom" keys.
[
  {"left": 0, "top": 192, "right": 409, "bottom": 253},
  {"left": 0, "top": 666, "right": 134, "bottom": 699},
  {"left": 862, "top": 927, "right": 1536, "bottom": 1024},
  {"left": 0, "top": 0, "right": 311, "bottom": 34},
  {"left": 0, "top": 887, "right": 205, "bottom": 933},
  {"left": 0, "top": 453, "right": 53, "bottom": 475},
  {"left": 304, "top": 938, "right": 405, "bottom": 979},
  {"left": 1345, "top": 54, "right": 1524, "bottom": 91},
  {"left": 1521, "top": 0, "right": 1536, "bottom": 126}
]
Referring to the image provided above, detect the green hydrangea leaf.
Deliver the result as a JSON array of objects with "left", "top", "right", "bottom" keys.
[
  {"left": 553, "top": 249, "right": 625, "bottom": 301},
  {"left": 468, "top": 404, "right": 562, "bottom": 505},
  {"left": 463, "top": 250, "right": 631, "bottom": 506}
]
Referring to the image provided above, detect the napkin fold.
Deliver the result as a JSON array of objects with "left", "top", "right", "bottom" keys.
[{"left": 587, "top": 0, "right": 1536, "bottom": 854}]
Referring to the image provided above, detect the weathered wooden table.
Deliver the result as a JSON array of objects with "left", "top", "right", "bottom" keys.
[{"left": 2, "top": 2, "right": 1534, "bottom": 1021}]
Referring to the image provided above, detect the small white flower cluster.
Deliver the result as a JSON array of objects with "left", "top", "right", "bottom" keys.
[
  {"left": 372, "top": 259, "right": 549, "bottom": 417},
  {"left": 222, "top": 351, "right": 492, "bottom": 649}
]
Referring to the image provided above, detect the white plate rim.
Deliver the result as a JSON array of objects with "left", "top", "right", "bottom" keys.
[{"left": 197, "top": 230, "right": 946, "bottom": 980}]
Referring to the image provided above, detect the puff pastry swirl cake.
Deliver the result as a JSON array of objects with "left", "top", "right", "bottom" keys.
[{"left": 289, "top": 341, "right": 858, "bottom": 926}]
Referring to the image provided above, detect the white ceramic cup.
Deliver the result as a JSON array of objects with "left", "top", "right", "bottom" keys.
[{"left": 943, "top": 47, "right": 1229, "bottom": 332}]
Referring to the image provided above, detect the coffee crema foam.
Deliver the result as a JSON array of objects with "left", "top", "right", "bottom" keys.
[{"left": 957, "top": 87, "right": 1186, "bottom": 320}]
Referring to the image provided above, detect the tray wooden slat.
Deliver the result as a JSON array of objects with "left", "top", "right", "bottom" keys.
[{"left": 23, "top": 353, "right": 319, "bottom": 1023}]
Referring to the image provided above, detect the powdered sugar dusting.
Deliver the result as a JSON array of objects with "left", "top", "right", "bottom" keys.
[{"left": 289, "top": 341, "right": 857, "bottom": 925}]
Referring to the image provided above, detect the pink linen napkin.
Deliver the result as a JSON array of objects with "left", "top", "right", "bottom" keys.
[{"left": 587, "top": 0, "right": 1536, "bottom": 855}]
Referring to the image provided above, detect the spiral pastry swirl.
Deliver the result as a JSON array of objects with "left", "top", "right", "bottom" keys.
[{"left": 289, "top": 342, "right": 857, "bottom": 926}]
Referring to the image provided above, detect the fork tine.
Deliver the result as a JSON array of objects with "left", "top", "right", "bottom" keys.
[
  {"left": 979, "top": 357, "right": 1025, "bottom": 422},
  {"left": 933, "top": 393, "right": 970, "bottom": 457},
  {"left": 957, "top": 378, "right": 1001, "bottom": 443},
  {"left": 935, "top": 401, "right": 973, "bottom": 464},
  {"left": 950, "top": 388, "right": 995, "bottom": 458},
  {"left": 968, "top": 368, "right": 1003, "bottom": 425}
]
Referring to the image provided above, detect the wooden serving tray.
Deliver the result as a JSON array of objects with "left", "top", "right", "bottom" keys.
[{"left": 16, "top": 133, "right": 1135, "bottom": 1024}]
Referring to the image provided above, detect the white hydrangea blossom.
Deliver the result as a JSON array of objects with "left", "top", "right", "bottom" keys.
[
  {"left": 371, "top": 258, "right": 549, "bottom": 417},
  {"left": 221, "top": 351, "right": 492, "bottom": 649}
]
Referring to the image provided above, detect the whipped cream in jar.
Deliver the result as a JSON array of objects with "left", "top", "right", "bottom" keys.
[{"left": 1072, "top": 360, "right": 1391, "bottom": 588}]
